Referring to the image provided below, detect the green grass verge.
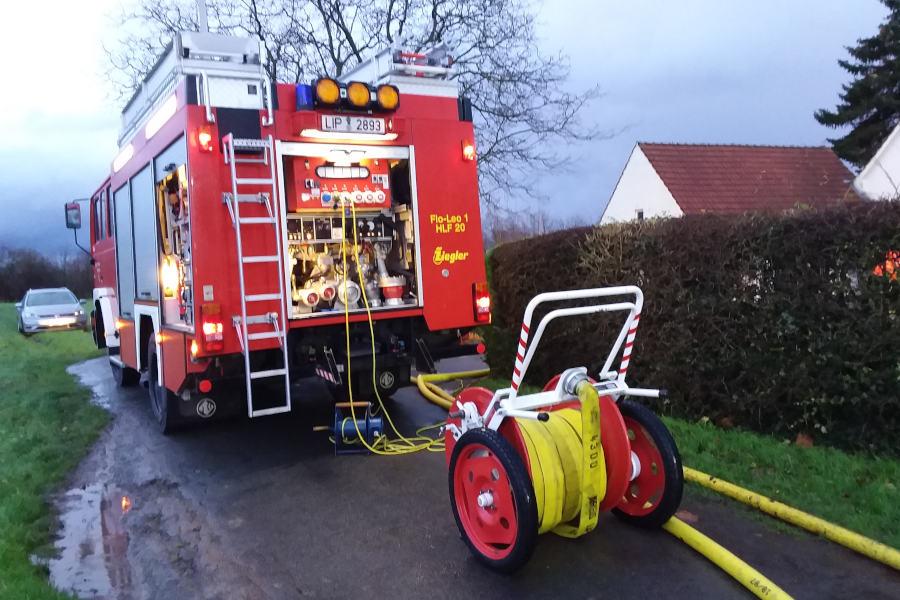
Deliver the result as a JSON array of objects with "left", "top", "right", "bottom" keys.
[
  {"left": 0, "top": 303, "right": 106, "bottom": 599},
  {"left": 665, "top": 416, "right": 900, "bottom": 549},
  {"left": 475, "top": 376, "right": 899, "bottom": 549}
]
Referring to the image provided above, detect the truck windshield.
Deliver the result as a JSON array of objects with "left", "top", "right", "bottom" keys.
[{"left": 27, "top": 291, "right": 77, "bottom": 306}]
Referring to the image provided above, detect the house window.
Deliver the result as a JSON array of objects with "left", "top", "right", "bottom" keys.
[{"left": 636, "top": 209, "right": 645, "bottom": 221}]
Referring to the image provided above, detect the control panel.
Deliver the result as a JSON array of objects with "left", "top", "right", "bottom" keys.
[{"left": 286, "top": 156, "right": 392, "bottom": 212}]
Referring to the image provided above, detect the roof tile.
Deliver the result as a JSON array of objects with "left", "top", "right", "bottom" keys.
[{"left": 639, "top": 143, "right": 859, "bottom": 214}]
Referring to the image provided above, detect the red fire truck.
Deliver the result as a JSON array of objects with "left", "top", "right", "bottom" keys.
[{"left": 67, "top": 32, "right": 489, "bottom": 432}]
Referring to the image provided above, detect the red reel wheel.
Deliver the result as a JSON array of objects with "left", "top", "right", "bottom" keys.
[
  {"left": 542, "top": 375, "right": 632, "bottom": 511},
  {"left": 612, "top": 399, "right": 683, "bottom": 528},
  {"left": 448, "top": 428, "right": 538, "bottom": 573}
]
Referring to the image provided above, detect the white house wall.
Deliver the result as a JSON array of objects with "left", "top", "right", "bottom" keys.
[
  {"left": 601, "top": 145, "right": 683, "bottom": 224},
  {"left": 855, "top": 124, "right": 900, "bottom": 201}
]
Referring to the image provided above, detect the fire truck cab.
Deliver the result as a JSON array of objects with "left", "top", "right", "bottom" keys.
[{"left": 71, "top": 32, "right": 489, "bottom": 432}]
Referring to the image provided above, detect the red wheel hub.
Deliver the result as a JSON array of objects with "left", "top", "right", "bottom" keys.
[
  {"left": 452, "top": 443, "right": 519, "bottom": 559},
  {"left": 616, "top": 416, "right": 666, "bottom": 516}
]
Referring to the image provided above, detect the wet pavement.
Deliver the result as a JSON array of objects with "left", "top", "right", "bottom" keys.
[{"left": 49, "top": 356, "right": 900, "bottom": 599}]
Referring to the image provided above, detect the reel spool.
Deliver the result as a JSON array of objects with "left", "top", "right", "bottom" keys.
[
  {"left": 331, "top": 401, "right": 383, "bottom": 455},
  {"left": 447, "top": 379, "right": 683, "bottom": 572}
]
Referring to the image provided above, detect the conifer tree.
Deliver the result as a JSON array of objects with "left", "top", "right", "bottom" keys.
[{"left": 816, "top": 1, "right": 900, "bottom": 169}]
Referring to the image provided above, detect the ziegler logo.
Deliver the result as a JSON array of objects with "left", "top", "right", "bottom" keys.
[{"left": 433, "top": 247, "right": 469, "bottom": 265}]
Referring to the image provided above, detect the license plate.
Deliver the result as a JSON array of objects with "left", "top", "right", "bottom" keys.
[
  {"left": 321, "top": 115, "right": 385, "bottom": 134},
  {"left": 40, "top": 317, "right": 75, "bottom": 327}
]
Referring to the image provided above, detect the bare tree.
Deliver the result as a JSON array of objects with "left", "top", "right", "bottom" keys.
[
  {"left": 106, "top": 0, "right": 600, "bottom": 204},
  {"left": 483, "top": 204, "right": 590, "bottom": 247}
]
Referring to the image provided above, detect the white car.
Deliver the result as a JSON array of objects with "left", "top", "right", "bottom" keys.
[{"left": 16, "top": 288, "right": 87, "bottom": 336}]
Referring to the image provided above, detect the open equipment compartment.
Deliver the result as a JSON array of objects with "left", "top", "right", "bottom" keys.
[{"left": 276, "top": 141, "right": 421, "bottom": 320}]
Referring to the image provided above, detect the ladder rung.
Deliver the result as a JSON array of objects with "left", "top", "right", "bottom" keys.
[
  {"left": 232, "top": 138, "right": 270, "bottom": 149},
  {"left": 234, "top": 156, "right": 268, "bottom": 164},
  {"left": 245, "top": 293, "right": 282, "bottom": 302},
  {"left": 245, "top": 314, "right": 276, "bottom": 325},
  {"left": 243, "top": 255, "right": 279, "bottom": 263},
  {"left": 251, "top": 406, "right": 292, "bottom": 417},
  {"left": 226, "top": 193, "right": 267, "bottom": 204},
  {"left": 248, "top": 331, "right": 284, "bottom": 341},
  {"left": 250, "top": 368, "right": 287, "bottom": 380},
  {"left": 236, "top": 177, "right": 274, "bottom": 186},
  {"left": 239, "top": 217, "right": 276, "bottom": 225}
]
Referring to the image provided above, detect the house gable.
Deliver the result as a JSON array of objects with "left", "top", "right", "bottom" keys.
[
  {"left": 600, "top": 144, "right": 683, "bottom": 224},
  {"left": 855, "top": 123, "right": 900, "bottom": 200}
]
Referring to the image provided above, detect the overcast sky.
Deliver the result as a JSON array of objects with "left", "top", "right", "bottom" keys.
[{"left": 0, "top": 0, "right": 889, "bottom": 254}]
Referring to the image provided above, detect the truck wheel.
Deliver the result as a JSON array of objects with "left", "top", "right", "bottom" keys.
[
  {"left": 612, "top": 399, "right": 683, "bottom": 528},
  {"left": 110, "top": 353, "right": 139, "bottom": 387},
  {"left": 91, "top": 310, "right": 107, "bottom": 349},
  {"left": 375, "top": 368, "right": 400, "bottom": 399},
  {"left": 147, "top": 338, "right": 181, "bottom": 434},
  {"left": 449, "top": 428, "right": 538, "bottom": 573}
]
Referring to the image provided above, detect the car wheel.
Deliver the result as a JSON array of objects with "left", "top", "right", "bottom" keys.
[
  {"left": 147, "top": 337, "right": 181, "bottom": 435},
  {"left": 110, "top": 353, "right": 140, "bottom": 387}
]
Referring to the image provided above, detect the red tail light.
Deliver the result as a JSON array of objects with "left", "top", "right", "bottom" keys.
[
  {"left": 473, "top": 282, "right": 491, "bottom": 324},
  {"left": 200, "top": 303, "right": 224, "bottom": 352}
]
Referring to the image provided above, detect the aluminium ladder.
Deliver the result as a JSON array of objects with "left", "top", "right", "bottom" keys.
[{"left": 223, "top": 134, "right": 291, "bottom": 417}]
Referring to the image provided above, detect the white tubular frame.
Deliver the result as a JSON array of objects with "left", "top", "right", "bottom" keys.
[
  {"left": 448, "top": 286, "right": 663, "bottom": 439},
  {"left": 510, "top": 286, "right": 643, "bottom": 398}
]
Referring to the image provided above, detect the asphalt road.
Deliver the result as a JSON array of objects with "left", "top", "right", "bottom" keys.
[{"left": 49, "top": 356, "right": 900, "bottom": 600}]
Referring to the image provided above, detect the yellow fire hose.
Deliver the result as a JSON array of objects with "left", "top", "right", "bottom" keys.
[
  {"left": 684, "top": 467, "right": 900, "bottom": 571},
  {"left": 663, "top": 517, "right": 791, "bottom": 599},
  {"left": 412, "top": 369, "right": 489, "bottom": 410},
  {"left": 516, "top": 380, "right": 606, "bottom": 537}
]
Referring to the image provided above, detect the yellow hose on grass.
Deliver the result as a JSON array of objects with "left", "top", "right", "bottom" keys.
[
  {"left": 663, "top": 517, "right": 793, "bottom": 600},
  {"left": 683, "top": 467, "right": 900, "bottom": 571}
]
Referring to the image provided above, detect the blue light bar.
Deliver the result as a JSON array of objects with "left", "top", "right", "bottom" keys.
[{"left": 296, "top": 84, "right": 315, "bottom": 110}]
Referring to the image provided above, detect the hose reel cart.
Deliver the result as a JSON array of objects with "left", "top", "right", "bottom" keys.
[{"left": 444, "top": 286, "right": 684, "bottom": 572}]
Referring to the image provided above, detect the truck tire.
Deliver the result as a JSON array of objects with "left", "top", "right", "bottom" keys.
[
  {"left": 110, "top": 352, "right": 140, "bottom": 387},
  {"left": 91, "top": 309, "right": 107, "bottom": 348},
  {"left": 147, "top": 338, "right": 181, "bottom": 434}
]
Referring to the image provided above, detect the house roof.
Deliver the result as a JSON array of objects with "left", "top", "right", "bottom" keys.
[{"left": 638, "top": 143, "right": 858, "bottom": 214}]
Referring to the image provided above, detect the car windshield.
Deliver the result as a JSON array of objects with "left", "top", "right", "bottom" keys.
[{"left": 26, "top": 291, "right": 77, "bottom": 306}]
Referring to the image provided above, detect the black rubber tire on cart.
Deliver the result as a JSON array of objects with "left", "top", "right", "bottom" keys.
[
  {"left": 612, "top": 399, "right": 684, "bottom": 529},
  {"left": 147, "top": 337, "right": 182, "bottom": 434},
  {"left": 449, "top": 428, "right": 538, "bottom": 573}
]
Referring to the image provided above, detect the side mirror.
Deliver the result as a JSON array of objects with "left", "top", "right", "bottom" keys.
[
  {"left": 15, "top": 302, "right": 22, "bottom": 310},
  {"left": 65, "top": 201, "right": 82, "bottom": 229}
]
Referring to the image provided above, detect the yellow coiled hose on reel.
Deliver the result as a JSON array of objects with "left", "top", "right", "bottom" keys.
[{"left": 516, "top": 380, "right": 607, "bottom": 537}]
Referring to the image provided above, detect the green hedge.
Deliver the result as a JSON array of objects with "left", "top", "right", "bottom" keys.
[{"left": 485, "top": 204, "right": 900, "bottom": 455}]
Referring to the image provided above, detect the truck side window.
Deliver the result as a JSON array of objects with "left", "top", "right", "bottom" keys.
[{"left": 93, "top": 196, "right": 103, "bottom": 242}]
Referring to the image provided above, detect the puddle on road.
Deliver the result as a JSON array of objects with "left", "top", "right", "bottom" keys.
[
  {"left": 67, "top": 359, "right": 114, "bottom": 409},
  {"left": 48, "top": 483, "right": 134, "bottom": 599}
]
